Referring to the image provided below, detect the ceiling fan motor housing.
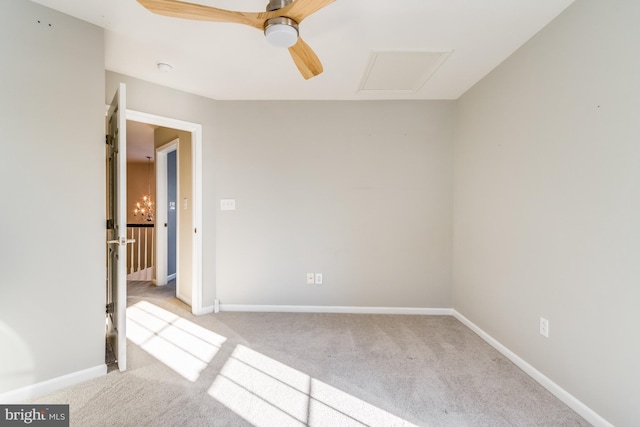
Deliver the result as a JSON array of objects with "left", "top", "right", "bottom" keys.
[
  {"left": 264, "top": 0, "right": 299, "bottom": 48},
  {"left": 266, "top": 0, "right": 292, "bottom": 12}
]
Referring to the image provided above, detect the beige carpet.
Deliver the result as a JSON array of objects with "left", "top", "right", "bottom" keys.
[{"left": 33, "top": 281, "right": 589, "bottom": 426}]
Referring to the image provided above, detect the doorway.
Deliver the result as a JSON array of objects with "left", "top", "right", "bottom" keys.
[{"left": 126, "top": 109, "right": 204, "bottom": 315}]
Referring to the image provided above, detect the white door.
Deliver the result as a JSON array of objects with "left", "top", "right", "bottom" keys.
[{"left": 106, "top": 83, "right": 128, "bottom": 372}]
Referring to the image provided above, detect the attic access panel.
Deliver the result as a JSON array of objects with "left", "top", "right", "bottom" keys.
[{"left": 359, "top": 50, "right": 452, "bottom": 93}]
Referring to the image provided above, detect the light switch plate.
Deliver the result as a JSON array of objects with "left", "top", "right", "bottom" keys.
[{"left": 220, "top": 199, "right": 236, "bottom": 211}]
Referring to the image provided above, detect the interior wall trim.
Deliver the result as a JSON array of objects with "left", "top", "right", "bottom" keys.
[
  {"left": 0, "top": 364, "right": 107, "bottom": 404},
  {"left": 452, "top": 310, "right": 612, "bottom": 427},
  {"left": 219, "top": 304, "right": 453, "bottom": 315},
  {"left": 194, "top": 305, "right": 215, "bottom": 316}
]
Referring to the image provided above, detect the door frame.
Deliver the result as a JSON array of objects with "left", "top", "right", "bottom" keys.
[{"left": 126, "top": 109, "right": 204, "bottom": 315}]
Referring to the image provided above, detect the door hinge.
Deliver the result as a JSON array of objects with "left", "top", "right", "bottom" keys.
[{"left": 106, "top": 302, "right": 114, "bottom": 314}]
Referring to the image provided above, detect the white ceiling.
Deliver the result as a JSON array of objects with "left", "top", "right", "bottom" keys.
[{"left": 31, "top": 0, "right": 574, "bottom": 101}]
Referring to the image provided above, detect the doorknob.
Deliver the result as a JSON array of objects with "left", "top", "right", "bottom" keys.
[{"left": 107, "top": 237, "right": 136, "bottom": 246}]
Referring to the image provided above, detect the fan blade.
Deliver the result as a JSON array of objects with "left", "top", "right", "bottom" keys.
[
  {"left": 288, "top": 37, "right": 323, "bottom": 79},
  {"left": 282, "top": 0, "right": 336, "bottom": 23},
  {"left": 137, "top": 0, "right": 266, "bottom": 29}
]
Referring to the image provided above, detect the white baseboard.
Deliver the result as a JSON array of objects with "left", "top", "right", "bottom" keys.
[
  {"left": 0, "top": 364, "right": 107, "bottom": 404},
  {"left": 219, "top": 304, "right": 453, "bottom": 315},
  {"left": 452, "top": 310, "right": 612, "bottom": 427}
]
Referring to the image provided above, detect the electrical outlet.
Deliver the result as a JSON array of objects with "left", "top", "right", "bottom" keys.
[
  {"left": 540, "top": 317, "right": 549, "bottom": 338},
  {"left": 315, "top": 273, "right": 323, "bottom": 284},
  {"left": 306, "top": 273, "right": 315, "bottom": 285}
]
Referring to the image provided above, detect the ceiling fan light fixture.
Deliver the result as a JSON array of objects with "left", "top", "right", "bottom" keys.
[{"left": 264, "top": 17, "right": 299, "bottom": 48}]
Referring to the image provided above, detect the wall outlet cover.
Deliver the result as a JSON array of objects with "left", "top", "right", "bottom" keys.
[{"left": 540, "top": 317, "right": 549, "bottom": 338}]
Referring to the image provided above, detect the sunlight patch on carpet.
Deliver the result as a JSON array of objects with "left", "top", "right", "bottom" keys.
[
  {"left": 208, "top": 344, "right": 417, "bottom": 427},
  {"left": 126, "top": 301, "right": 226, "bottom": 381}
]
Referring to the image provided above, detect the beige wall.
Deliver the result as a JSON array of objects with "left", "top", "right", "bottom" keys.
[
  {"left": 453, "top": 0, "right": 640, "bottom": 425},
  {"left": 213, "top": 101, "right": 454, "bottom": 307},
  {"left": 127, "top": 161, "right": 156, "bottom": 225},
  {"left": 0, "top": 0, "right": 105, "bottom": 393},
  {"left": 106, "top": 73, "right": 455, "bottom": 310},
  {"left": 155, "top": 128, "right": 193, "bottom": 304}
]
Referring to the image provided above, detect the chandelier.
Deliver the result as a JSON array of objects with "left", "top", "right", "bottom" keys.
[{"left": 134, "top": 156, "right": 154, "bottom": 222}]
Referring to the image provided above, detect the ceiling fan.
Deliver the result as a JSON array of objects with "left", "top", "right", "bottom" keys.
[{"left": 137, "top": 0, "right": 335, "bottom": 79}]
